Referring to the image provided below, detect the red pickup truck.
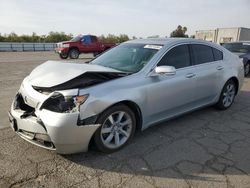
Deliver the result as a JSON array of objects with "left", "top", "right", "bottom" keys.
[{"left": 55, "top": 35, "right": 116, "bottom": 59}]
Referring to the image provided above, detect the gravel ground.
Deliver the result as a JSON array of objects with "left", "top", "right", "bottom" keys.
[{"left": 1, "top": 52, "right": 250, "bottom": 187}]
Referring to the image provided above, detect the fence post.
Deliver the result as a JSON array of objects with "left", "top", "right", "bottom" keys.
[
  {"left": 10, "top": 43, "right": 13, "bottom": 51},
  {"left": 33, "top": 43, "right": 35, "bottom": 51},
  {"left": 22, "top": 43, "right": 24, "bottom": 51}
]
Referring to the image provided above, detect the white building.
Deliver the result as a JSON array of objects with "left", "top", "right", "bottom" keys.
[{"left": 195, "top": 27, "right": 250, "bottom": 44}]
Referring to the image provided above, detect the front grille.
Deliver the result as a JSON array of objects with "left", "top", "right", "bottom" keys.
[
  {"left": 14, "top": 93, "right": 36, "bottom": 116},
  {"left": 57, "top": 43, "right": 62, "bottom": 48}
]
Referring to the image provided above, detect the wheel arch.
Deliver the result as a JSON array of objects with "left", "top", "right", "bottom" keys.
[
  {"left": 94, "top": 100, "right": 143, "bottom": 131},
  {"left": 228, "top": 76, "right": 239, "bottom": 95},
  {"left": 88, "top": 100, "right": 143, "bottom": 151},
  {"left": 118, "top": 100, "right": 143, "bottom": 131},
  {"left": 69, "top": 46, "right": 79, "bottom": 52},
  {"left": 106, "top": 100, "right": 142, "bottom": 131}
]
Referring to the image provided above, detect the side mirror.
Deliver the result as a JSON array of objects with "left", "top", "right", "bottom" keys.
[{"left": 152, "top": 66, "right": 176, "bottom": 76}]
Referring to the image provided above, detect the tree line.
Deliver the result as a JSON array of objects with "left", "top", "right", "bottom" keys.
[
  {"left": 0, "top": 32, "right": 72, "bottom": 43},
  {"left": 0, "top": 25, "right": 190, "bottom": 43},
  {"left": 0, "top": 32, "right": 132, "bottom": 43}
]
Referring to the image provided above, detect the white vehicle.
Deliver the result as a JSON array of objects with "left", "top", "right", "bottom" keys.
[{"left": 8, "top": 38, "right": 244, "bottom": 154}]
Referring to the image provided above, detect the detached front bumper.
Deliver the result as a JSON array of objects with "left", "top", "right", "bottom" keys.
[{"left": 9, "top": 94, "right": 100, "bottom": 154}]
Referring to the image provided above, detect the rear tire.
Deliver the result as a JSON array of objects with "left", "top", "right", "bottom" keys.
[
  {"left": 69, "top": 49, "right": 79, "bottom": 59},
  {"left": 94, "top": 104, "right": 136, "bottom": 153},
  {"left": 216, "top": 80, "right": 236, "bottom": 110}
]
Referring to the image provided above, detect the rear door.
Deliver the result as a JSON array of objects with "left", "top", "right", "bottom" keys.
[
  {"left": 190, "top": 44, "right": 224, "bottom": 105},
  {"left": 88, "top": 36, "right": 100, "bottom": 52}
]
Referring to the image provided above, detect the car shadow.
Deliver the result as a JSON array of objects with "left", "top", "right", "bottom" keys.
[{"left": 63, "top": 87, "right": 250, "bottom": 181}]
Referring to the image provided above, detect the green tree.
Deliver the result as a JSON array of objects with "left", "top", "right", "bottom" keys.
[
  {"left": 44, "top": 32, "right": 72, "bottom": 43},
  {"left": 98, "top": 34, "right": 130, "bottom": 43},
  {"left": 7, "top": 32, "right": 20, "bottom": 42},
  {"left": 0, "top": 33, "right": 5, "bottom": 42},
  {"left": 0, "top": 32, "right": 132, "bottom": 43},
  {"left": 117, "top": 34, "right": 129, "bottom": 43},
  {"left": 170, "top": 25, "right": 188, "bottom": 38}
]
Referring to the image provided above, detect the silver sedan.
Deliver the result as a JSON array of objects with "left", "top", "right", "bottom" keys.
[{"left": 8, "top": 38, "right": 244, "bottom": 154}]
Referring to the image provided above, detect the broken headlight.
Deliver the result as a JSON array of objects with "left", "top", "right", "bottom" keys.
[{"left": 40, "top": 92, "right": 88, "bottom": 113}]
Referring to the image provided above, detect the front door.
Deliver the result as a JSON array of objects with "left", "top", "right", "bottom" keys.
[{"left": 144, "top": 44, "right": 196, "bottom": 126}]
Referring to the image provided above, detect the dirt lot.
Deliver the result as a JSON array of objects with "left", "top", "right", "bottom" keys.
[{"left": 1, "top": 52, "right": 250, "bottom": 188}]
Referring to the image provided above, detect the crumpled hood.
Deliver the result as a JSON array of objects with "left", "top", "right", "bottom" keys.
[{"left": 27, "top": 61, "right": 122, "bottom": 88}]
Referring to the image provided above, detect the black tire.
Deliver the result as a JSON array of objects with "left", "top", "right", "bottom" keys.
[
  {"left": 244, "top": 62, "right": 250, "bottom": 77},
  {"left": 216, "top": 79, "right": 236, "bottom": 110},
  {"left": 59, "top": 53, "right": 68, "bottom": 59},
  {"left": 69, "top": 48, "right": 79, "bottom": 59},
  {"left": 94, "top": 104, "right": 136, "bottom": 153}
]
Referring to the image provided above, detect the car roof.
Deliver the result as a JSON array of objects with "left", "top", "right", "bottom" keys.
[{"left": 125, "top": 38, "right": 215, "bottom": 46}]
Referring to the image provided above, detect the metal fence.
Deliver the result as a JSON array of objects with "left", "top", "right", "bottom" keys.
[{"left": 0, "top": 42, "right": 57, "bottom": 52}]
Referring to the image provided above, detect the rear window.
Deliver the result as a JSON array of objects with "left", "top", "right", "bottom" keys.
[
  {"left": 212, "top": 48, "right": 223, "bottom": 61},
  {"left": 191, "top": 44, "right": 214, "bottom": 65},
  {"left": 90, "top": 36, "right": 97, "bottom": 43}
]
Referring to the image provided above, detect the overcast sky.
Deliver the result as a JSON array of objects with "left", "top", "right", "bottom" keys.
[{"left": 0, "top": 0, "right": 250, "bottom": 38}]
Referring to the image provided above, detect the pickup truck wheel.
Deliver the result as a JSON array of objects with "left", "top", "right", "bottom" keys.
[
  {"left": 69, "top": 49, "right": 79, "bottom": 59},
  {"left": 59, "top": 53, "right": 68, "bottom": 59}
]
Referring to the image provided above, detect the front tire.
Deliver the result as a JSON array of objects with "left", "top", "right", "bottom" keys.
[
  {"left": 59, "top": 53, "right": 68, "bottom": 59},
  {"left": 69, "top": 49, "right": 79, "bottom": 59},
  {"left": 94, "top": 104, "right": 136, "bottom": 153},
  {"left": 216, "top": 80, "right": 236, "bottom": 110}
]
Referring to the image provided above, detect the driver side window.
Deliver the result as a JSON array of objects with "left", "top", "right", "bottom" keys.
[{"left": 158, "top": 44, "right": 191, "bottom": 69}]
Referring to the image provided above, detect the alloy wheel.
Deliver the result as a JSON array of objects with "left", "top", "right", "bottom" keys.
[
  {"left": 222, "top": 83, "right": 236, "bottom": 108},
  {"left": 100, "top": 111, "right": 133, "bottom": 149}
]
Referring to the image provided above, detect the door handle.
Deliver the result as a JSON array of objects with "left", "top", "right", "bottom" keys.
[
  {"left": 217, "top": 66, "right": 224, "bottom": 70},
  {"left": 186, "top": 73, "right": 196, "bottom": 78}
]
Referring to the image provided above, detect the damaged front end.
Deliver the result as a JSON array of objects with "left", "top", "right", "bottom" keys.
[
  {"left": 10, "top": 93, "right": 55, "bottom": 150},
  {"left": 40, "top": 92, "right": 88, "bottom": 113},
  {"left": 14, "top": 93, "right": 35, "bottom": 118},
  {"left": 9, "top": 90, "right": 101, "bottom": 154},
  {"left": 8, "top": 62, "right": 131, "bottom": 153},
  {"left": 32, "top": 71, "right": 128, "bottom": 93}
]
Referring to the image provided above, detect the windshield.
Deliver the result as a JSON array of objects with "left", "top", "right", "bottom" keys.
[
  {"left": 70, "top": 35, "right": 83, "bottom": 42},
  {"left": 90, "top": 43, "right": 161, "bottom": 73},
  {"left": 223, "top": 43, "right": 250, "bottom": 53}
]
